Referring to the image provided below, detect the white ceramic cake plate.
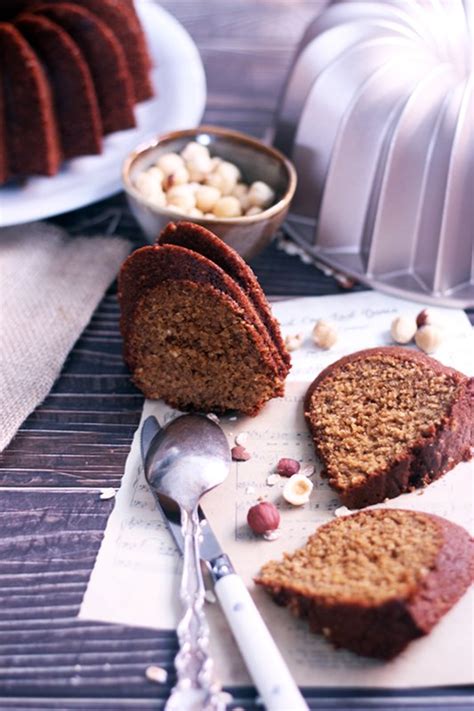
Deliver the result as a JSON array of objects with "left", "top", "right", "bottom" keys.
[{"left": 0, "top": 0, "right": 206, "bottom": 227}]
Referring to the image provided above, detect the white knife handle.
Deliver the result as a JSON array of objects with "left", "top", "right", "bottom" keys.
[{"left": 214, "top": 574, "right": 308, "bottom": 711}]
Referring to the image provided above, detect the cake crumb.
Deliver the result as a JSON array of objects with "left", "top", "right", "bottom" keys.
[
  {"left": 266, "top": 473, "right": 280, "bottom": 487},
  {"left": 204, "top": 590, "right": 217, "bottom": 604},
  {"left": 334, "top": 506, "right": 352, "bottom": 517},
  {"left": 263, "top": 529, "right": 281, "bottom": 541},
  {"left": 145, "top": 665, "right": 168, "bottom": 684},
  {"left": 300, "top": 464, "right": 315, "bottom": 478},
  {"left": 99, "top": 488, "right": 116, "bottom": 500},
  {"left": 235, "top": 431, "right": 248, "bottom": 446}
]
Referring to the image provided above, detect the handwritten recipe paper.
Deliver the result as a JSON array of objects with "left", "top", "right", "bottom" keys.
[{"left": 80, "top": 291, "right": 474, "bottom": 687}]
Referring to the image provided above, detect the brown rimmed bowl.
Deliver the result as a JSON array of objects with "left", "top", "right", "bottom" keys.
[{"left": 122, "top": 125, "right": 297, "bottom": 260}]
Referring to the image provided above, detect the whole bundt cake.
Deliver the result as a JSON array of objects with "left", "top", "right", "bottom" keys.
[
  {"left": 256, "top": 509, "right": 474, "bottom": 659},
  {"left": 0, "top": 0, "right": 153, "bottom": 183},
  {"left": 118, "top": 221, "right": 290, "bottom": 415},
  {"left": 274, "top": 0, "right": 474, "bottom": 306},
  {"left": 305, "top": 347, "right": 474, "bottom": 509}
]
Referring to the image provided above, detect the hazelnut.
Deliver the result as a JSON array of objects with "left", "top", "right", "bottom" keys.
[
  {"left": 416, "top": 309, "right": 436, "bottom": 328},
  {"left": 231, "top": 445, "right": 250, "bottom": 461},
  {"left": 156, "top": 152, "right": 185, "bottom": 176},
  {"left": 246, "top": 206, "right": 263, "bottom": 216},
  {"left": 312, "top": 320, "right": 338, "bottom": 349},
  {"left": 276, "top": 458, "right": 300, "bottom": 477},
  {"left": 166, "top": 184, "right": 196, "bottom": 212},
  {"left": 232, "top": 183, "right": 250, "bottom": 211},
  {"left": 187, "top": 207, "right": 204, "bottom": 218},
  {"left": 247, "top": 501, "right": 280, "bottom": 534},
  {"left": 390, "top": 315, "right": 417, "bottom": 344},
  {"left": 181, "top": 141, "right": 210, "bottom": 162},
  {"left": 163, "top": 165, "right": 190, "bottom": 190},
  {"left": 415, "top": 325, "right": 443, "bottom": 353},
  {"left": 284, "top": 333, "right": 303, "bottom": 351},
  {"left": 195, "top": 185, "right": 221, "bottom": 212},
  {"left": 134, "top": 172, "right": 165, "bottom": 204},
  {"left": 213, "top": 195, "right": 242, "bottom": 218},
  {"left": 213, "top": 161, "right": 240, "bottom": 195},
  {"left": 282, "top": 474, "right": 313, "bottom": 506},
  {"left": 248, "top": 181, "right": 275, "bottom": 208},
  {"left": 186, "top": 153, "right": 213, "bottom": 182}
]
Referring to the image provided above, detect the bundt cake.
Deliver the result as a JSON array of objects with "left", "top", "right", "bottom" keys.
[
  {"left": 256, "top": 509, "right": 474, "bottom": 659},
  {"left": 118, "top": 221, "right": 290, "bottom": 415},
  {"left": 305, "top": 347, "right": 474, "bottom": 509},
  {"left": 274, "top": 0, "right": 474, "bottom": 306},
  {"left": 0, "top": 0, "right": 153, "bottom": 183}
]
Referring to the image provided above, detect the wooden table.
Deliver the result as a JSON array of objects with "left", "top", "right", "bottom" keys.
[{"left": 1, "top": 2, "right": 472, "bottom": 709}]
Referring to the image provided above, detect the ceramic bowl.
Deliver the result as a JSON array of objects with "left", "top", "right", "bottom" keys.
[{"left": 122, "top": 125, "right": 297, "bottom": 260}]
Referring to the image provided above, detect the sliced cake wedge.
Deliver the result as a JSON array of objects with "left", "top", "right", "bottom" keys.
[
  {"left": 118, "top": 222, "right": 290, "bottom": 415},
  {"left": 305, "top": 347, "right": 473, "bottom": 508},
  {"left": 256, "top": 509, "right": 473, "bottom": 659}
]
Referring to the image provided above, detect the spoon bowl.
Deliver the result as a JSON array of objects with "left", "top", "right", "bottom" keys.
[{"left": 144, "top": 414, "right": 230, "bottom": 512}]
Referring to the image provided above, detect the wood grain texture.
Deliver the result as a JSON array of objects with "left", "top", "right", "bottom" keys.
[{"left": 0, "top": 1, "right": 472, "bottom": 708}]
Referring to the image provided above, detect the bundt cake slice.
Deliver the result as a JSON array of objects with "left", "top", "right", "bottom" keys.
[
  {"left": 0, "top": 22, "right": 60, "bottom": 179},
  {"left": 305, "top": 347, "right": 473, "bottom": 509},
  {"left": 158, "top": 222, "right": 291, "bottom": 375},
  {"left": 31, "top": 3, "right": 135, "bottom": 134},
  {"left": 118, "top": 226, "right": 290, "bottom": 415},
  {"left": 256, "top": 509, "right": 474, "bottom": 659},
  {"left": 15, "top": 13, "right": 102, "bottom": 159}
]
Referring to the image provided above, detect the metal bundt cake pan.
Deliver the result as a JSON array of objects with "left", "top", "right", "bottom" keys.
[{"left": 273, "top": 0, "right": 474, "bottom": 308}]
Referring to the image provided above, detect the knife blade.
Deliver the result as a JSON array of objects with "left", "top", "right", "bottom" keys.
[{"left": 141, "top": 415, "right": 308, "bottom": 711}]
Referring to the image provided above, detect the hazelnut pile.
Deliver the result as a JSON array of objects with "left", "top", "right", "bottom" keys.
[
  {"left": 134, "top": 141, "right": 276, "bottom": 219},
  {"left": 391, "top": 309, "right": 444, "bottom": 354}
]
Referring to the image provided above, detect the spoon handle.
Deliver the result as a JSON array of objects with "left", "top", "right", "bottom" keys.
[{"left": 166, "top": 507, "right": 224, "bottom": 711}]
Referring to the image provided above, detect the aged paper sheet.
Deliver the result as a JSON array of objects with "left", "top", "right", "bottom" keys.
[{"left": 80, "top": 291, "right": 474, "bottom": 687}]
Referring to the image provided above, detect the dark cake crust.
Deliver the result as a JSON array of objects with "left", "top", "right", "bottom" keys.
[
  {"left": 305, "top": 347, "right": 473, "bottom": 509},
  {"left": 256, "top": 510, "right": 474, "bottom": 659},
  {"left": 0, "top": 22, "right": 61, "bottom": 179},
  {"left": 15, "top": 13, "right": 102, "bottom": 158},
  {"left": 32, "top": 3, "right": 135, "bottom": 134}
]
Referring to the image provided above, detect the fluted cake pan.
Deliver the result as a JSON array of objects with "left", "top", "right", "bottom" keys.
[{"left": 273, "top": 0, "right": 474, "bottom": 308}]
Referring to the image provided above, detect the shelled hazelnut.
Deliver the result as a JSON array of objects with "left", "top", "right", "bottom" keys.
[
  {"left": 415, "top": 325, "right": 443, "bottom": 353},
  {"left": 390, "top": 315, "right": 417, "bottom": 344},
  {"left": 312, "top": 319, "right": 338, "bottom": 349},
  {"left": 134, "top": 142, "right": 277, "bottom": 219},
  {"left": 282, "top": 474, "right": 313, "bottom": 506}
]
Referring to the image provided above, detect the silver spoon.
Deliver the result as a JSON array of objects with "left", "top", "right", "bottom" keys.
[{"left": 143, "top": 414, "right": 230, "bottom": 711}]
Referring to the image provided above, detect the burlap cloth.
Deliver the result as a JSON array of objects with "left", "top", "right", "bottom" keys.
[{"left": 0, "top": 221, "right": 131, "bottom": 452}]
